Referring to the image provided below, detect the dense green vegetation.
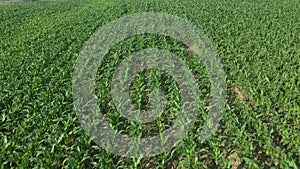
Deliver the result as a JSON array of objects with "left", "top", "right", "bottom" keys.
[{"left": 1, "top": 0, "right": 299, "bottom": 168}]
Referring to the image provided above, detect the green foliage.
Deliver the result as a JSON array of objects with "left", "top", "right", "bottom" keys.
[{"left": 0, "top": 0, "right": 299, "bottom": 168}]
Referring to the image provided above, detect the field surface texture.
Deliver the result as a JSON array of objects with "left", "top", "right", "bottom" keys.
[{"left": 0, "top": 0, "right": 299, "bottom": 168}]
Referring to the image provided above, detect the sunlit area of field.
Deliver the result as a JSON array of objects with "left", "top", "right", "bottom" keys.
[{"left": 1, "top": 0, "right": 299, "bottom": 168}]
